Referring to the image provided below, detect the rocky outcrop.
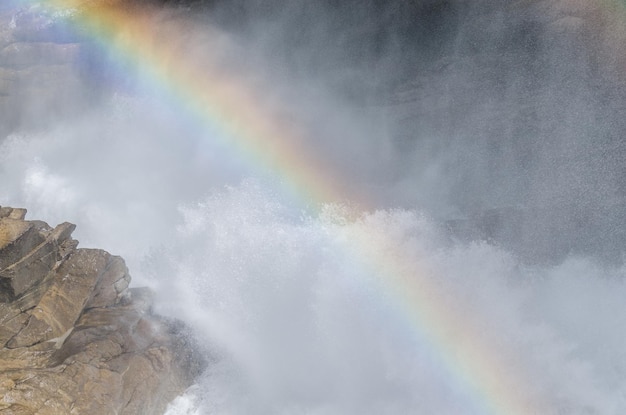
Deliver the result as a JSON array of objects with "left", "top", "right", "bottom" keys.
[{"left": 0, "top": 206, "right": 203, "bottom": 415}]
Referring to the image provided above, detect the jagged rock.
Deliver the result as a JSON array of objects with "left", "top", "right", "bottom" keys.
[
  {"left": 0, "top": 221, "right": 75, "bottom": 303},
  {"left": 0, "top": 207, "right": 204, "bottom": 414}
]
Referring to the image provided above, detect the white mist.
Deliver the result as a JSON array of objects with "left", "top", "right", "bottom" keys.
[{"left": 2, "top": 1, "right": 626, "bottom": 414}]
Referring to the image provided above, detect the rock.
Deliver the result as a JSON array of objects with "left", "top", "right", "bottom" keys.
[
  {"left": 0, "top": 218, "right": 46, "bottom": 274},
  {"left": 0, "top": 221, "right": 75, "bottom": 303},
  {"left": 0, "top": 4, "right": 90, "bottom": 137},
  {"left": 0, "top": 206, "right": 204, "bottom": 414},
  {"left": 380, "top": 0, "right": 626, "bottom": 263}
]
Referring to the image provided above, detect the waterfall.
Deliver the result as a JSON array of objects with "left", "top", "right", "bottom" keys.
[{"left": 2, "top": 1, "right": 626, "bottom": 414}]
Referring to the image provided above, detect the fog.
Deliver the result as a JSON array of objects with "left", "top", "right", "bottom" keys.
[{"left": 1, "top": 1, "right": 626, "bottom": 414}]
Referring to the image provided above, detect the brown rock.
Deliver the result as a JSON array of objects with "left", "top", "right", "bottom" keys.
[
  {"left": 6, "top": 250, "right": 103, "bottom": 349},
  {"left": 0, "top": 219, "right": 45, "bottom": 275},
  {"left": 86, "top": 254, "right": 131, "bottom": 309},
  {"left": 0, "top": 208, "right": 204, "bottom": 414},
  {"left": 0, "top": 222, "right": 75, "bottom": 303}
]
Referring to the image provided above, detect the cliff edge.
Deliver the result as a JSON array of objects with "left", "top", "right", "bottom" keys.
[{"left": 0, "top": 206, "right": 202, "bottom": 414}]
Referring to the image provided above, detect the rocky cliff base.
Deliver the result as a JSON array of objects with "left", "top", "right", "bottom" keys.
[{"left": 0, "top": 206, "right": 203, "bottom": 415}]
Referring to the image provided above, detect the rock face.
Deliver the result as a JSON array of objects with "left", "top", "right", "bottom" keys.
[
  {"left": 381, "top": 0, "right": 626, "bottom": 262},
  {"left": 0, "top": 0, "right": 209, "bottom": 138},
  {"left": 209, "top": 0, "right": 626, "bottom": 262},
  {"left": 2, "top": 0, "right": 626, "bottom": 266},
  {"left": 0, "top": 207, "right": 202, "bottom": 415},
  {"left": 0, "top": 4, "right": 86, "bottom": 137}
]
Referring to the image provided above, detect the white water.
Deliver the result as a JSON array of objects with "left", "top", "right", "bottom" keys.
[
  {"left": 153, "top": 185, "right": 626, "bottom": 414},
  {"left": 2, "top": 2, "right": 626, "bottom": 414},
  {"left": 3, "top": 123, "right": 626, "bottom": 412}
]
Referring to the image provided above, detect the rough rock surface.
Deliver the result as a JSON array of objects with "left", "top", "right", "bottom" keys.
[{"left": 0, "top": 207, "right": 203, "bottom": 415}]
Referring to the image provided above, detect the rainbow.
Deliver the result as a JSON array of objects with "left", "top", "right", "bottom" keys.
[
  {"left": 33, "top": 0, "right": 357, "bottom": 209},
  {"left": 15, "top": 0, "right": 566, "bottom": 413}
]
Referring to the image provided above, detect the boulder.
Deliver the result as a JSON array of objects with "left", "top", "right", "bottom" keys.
[{"left": 0, "top": 206, "right": 204, "bottom": 414}]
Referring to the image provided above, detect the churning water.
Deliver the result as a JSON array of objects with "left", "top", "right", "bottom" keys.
[{"left": 2, "top": 1, "right": 626, "bottom": 414}]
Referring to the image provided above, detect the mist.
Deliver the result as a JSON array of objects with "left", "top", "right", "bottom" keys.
[{"left": 2, "top": 0, "right": 626, "bottom": 414}]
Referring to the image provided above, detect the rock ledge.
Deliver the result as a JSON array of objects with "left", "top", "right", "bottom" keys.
[{"left": 0, "top": 206, "right": 202, "bottom": 415}]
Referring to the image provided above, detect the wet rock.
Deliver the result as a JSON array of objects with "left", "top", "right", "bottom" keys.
[
  {"left": 0, "top": 219, "right": 46, "bottom": 277},
  {"left": 0, "top": 221, "right": 74, "bottom": 303},
  {"left": 0, "top": 206, "right": 204, "bottom": 414}
]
